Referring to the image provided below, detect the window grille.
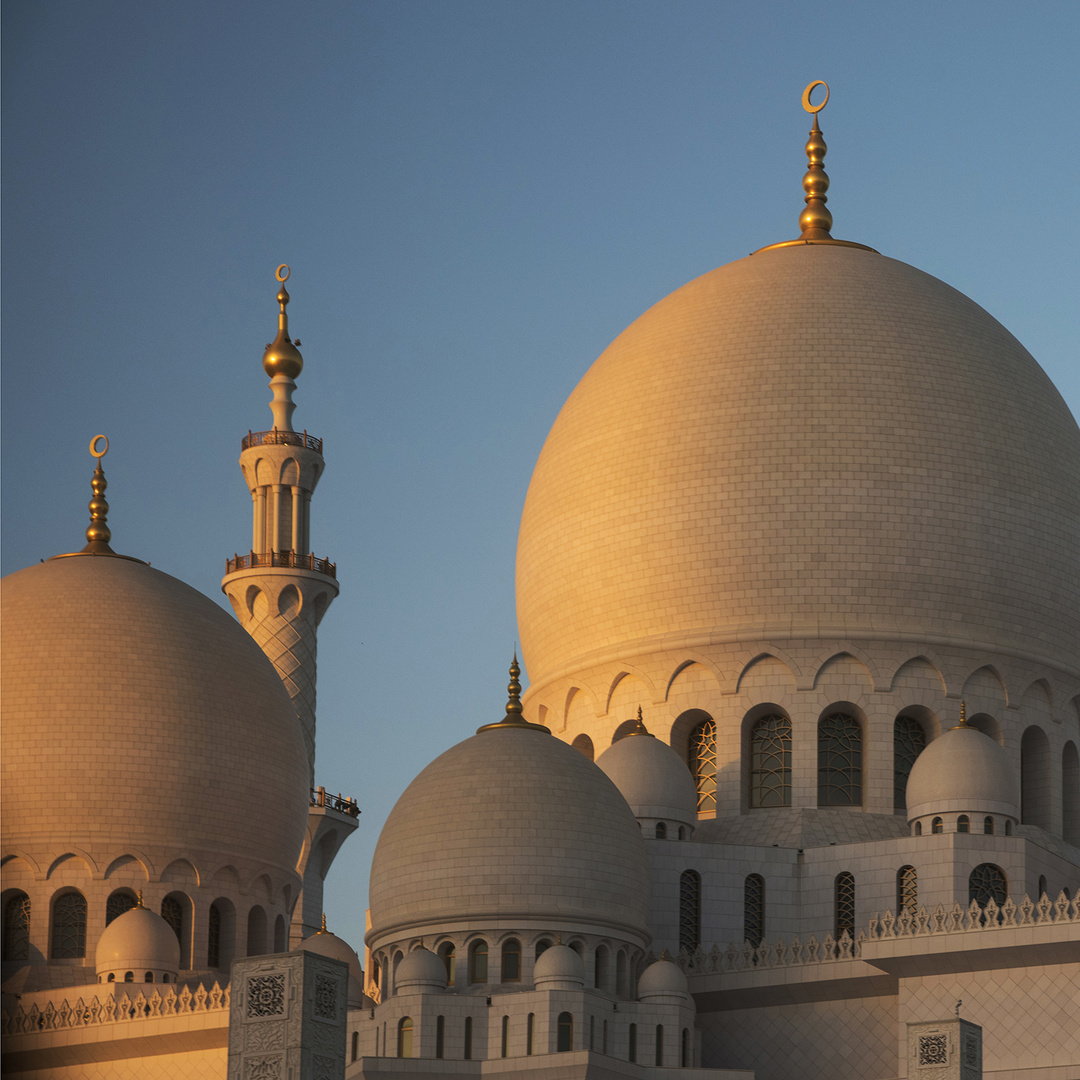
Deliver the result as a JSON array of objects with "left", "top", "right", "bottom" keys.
[
  {"left": 893, "top": 715, "right": 925, "bottom": 812},
  {"left": 501, "top": 939, "right": 520, "bottom": 981},
  {"left": 984, "top": 816, "right": 995, "bottom": 834},
  {"left": 679, "top": 870, "right": 701, "bottom": 954},
  {"left": 834, "top": 872, "right": 855, "bottom": 940},
  {"left": 932, "top": 817, "right": 943, "bottom": 834},
  {"left": 743, "top": 874, "right": 765, "bottom": 947},
  {"left": 750, "top": 714, "right": 792, "bottom": 807},
  {"left": 106, "top": 890, "right": 136, "bottom": 926},
  {"left": 161, "top": 896, "right": 183, "bottom": 944},
  {"left": 3, "top": 892, "right": 31, "bottom": 961},
  {"left": 819, "top": 713, "right": 862, "bottom": 806},
  {"left": 51, "top": 891, "right": 87, "bottom": 959},
  {"left": 957, "top": 815, "right": 970, "bottom": 833},
  {"left": 897, "top": 866, "right": 917, "bottom": 914},
  {"left": 469, "top": 941, "right": 487, "bottom": 983},
  {"left": 969, "top": 863, "right": 1007, "bottom": 910},
  {"left": 397, "top": 1017, "right": 413, "bottom": 1058},
  {"left": 689, "top": 720, "right": 717, "bottom": 812},
  {"left": 655, "top": 822, "right": 667, "bottom": 839}
]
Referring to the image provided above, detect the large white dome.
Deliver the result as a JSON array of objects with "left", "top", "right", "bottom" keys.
[
  {"left": 1, "top": 554, "right": 310, "bottom": 876},
  {"left": 367, "top": 722, "right": 651, "bottom": 950},
  {"left": 516, "top": 244, "right": 1080, "bottom": 687}
]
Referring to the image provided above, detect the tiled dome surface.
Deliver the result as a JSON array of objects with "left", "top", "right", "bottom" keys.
[{"left": 517, "top": 244, "right": 1080, "bottom": 686}]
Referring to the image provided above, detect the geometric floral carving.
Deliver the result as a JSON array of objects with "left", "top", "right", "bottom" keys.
[
  {"left": 244, "top": 1056, "right": 282, "bottom": 1080},
  {"left": 313, "top": 974, "right": 337, "bottom": 1021},
  {"left": 246, "top": 974, "right": 285, "bottom": 1019},
  {"left": 918, "top": 1034, "right": 948, "bottom": 1065}
]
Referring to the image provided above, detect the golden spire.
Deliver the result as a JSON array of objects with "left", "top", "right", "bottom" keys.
[
  {"left": 262, "top": 264, "right": 304, "bottom": 381},
  {"left": 136, "top": 890, "right": 144, "bottom": 909},
  {"left": 798, "top": 81, "right": 832, "bottom": 240},
  {"left": 627, "top": 706, "right": 655, "bottom": 738},
  {"left": 953, "top": 700, "right": 971, "bottom": 729},
  {"left": 476, "top": 654, "right": 551, "bottom": 734},
  {"left": 317, "top": 913, "right": 328, "bottom": 934},
  {"left": 81, "top": 434, "right": 115, "bottom": 555}
]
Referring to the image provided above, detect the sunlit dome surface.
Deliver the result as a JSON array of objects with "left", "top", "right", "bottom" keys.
[{"left": 517, "top": 244, "right": 1080, "bottom": 685}]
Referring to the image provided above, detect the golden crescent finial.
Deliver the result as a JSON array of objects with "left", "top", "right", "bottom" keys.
[
  {"left": 276, "top": 264, "right": 291, "bottom": 283},
  {"left": 90, "top": 434, "right": 109, "bottom": 459},
  {"left": 802, "top": 80, "right": 829, "bottom": 114}
]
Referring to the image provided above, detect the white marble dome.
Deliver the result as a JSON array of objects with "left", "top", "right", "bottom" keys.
[
  {"left": 297, "top": 924, "right": 367, "bottom": 1003},
  {"left": 0, "top": 555, "right": 311, "bottom": 875},
  {"left": 637, "top": 957, "right": 689, "bottom": 1001},
  {"left": 595, "top": 726, "right": 698, "bottom": 830},
  {"left": 517, "top": 244, "right": 1080, "bottom": 688},
  {"left": 367, "top": 722, "right": 651, "bottom": 950},
  {"left": 96, "top": 903, "right": 180, "bottom": 983},
  {"left": 905, "top": 722, "right": 1020, "bottom": 824},
  {"left": 395, "top": 946, "right": 448, "bottom": 991},
  {"left": 533, "top": 943, "right": 584, "bottom": 989}
]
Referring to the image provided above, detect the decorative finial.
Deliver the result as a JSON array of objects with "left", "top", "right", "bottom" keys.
[
  {"left": 955, "top": 998, "right": 962, "bottom": 1017},
  {"left": 628, "top": 706, "right": 655, "bottom": 738},
  {"left": 136, "top": 890, "right": 144, "bottom": 909},
  {"left": 80, "top": 435, "right": 116, "bottom": 555},
  {"left": 476, "top": 654, "right": 551, "bottom": 735},
  {"left": 959, "top": 700, "right": 968, "bottom": 726},
  {"left": 262, "top": 264, "right": 304, "bottom": 382},
  {"left": 798, "top": 81, "right": 833, "bottom": 241}
]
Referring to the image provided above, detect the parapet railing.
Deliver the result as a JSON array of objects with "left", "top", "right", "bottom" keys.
[
  {"left": 677, "top": 890, "right": 1079, "bottom": 975},
  {"left": 225, "top": 551, "right": 336, "bottom": 578},
  {"left": 2, "top": 980, "right": 229, "bottom": 1037},
  {"left": 311, "top": 786, "right": 360, "bottom": 818},
  {"left": 242, "top": 429, "right": 323, "bottom": 453}
]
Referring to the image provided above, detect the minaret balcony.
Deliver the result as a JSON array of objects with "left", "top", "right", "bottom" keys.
[
  {"left": 242, "top": 428, "right": 323, "bottom": 454},
  {"left": 226, "top": 550, "right": 336, "bottom": 579}
]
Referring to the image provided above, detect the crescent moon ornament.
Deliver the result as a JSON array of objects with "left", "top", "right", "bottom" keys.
[
  {"left": 89, "top": 434, "right": 109, "bottom": 459},
  {"left": 275, "top": 264, "right": 291, "bottom": 283},
  {"left": 802, "top": 80, "right": 829, "bottom": 114}
]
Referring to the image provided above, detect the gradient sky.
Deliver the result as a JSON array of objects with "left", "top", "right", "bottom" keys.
[{"left": 4, "top": 1, "right": 1078, "bottom": 957}]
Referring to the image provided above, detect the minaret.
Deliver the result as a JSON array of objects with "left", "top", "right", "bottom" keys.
[{"left": 222, "top": 265, "right": 339, "bottom": 781}]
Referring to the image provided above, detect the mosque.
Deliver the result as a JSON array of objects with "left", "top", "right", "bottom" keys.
[{"left": 2, "top": 85, "right": 1079, "bottom": 1080}]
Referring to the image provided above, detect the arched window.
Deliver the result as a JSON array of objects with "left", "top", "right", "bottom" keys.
[
  {"left": 818, "top": 712, "right": 862, "bottom": 806},
  {"left": 678, "top": 826, "right": 686, "bottom": 840},
  {"left": 679, "top": 870, "right": 701, "bottom": 954},
  {"left": 436, "top": 1015, "right": 445, "bottom": 1059},
  {"left": 957, "top": 815, "right": 970, "bottom": 834},
  {"left": 526, "top": 1013, "right": 534, "bottom": 1056},
  {"left": 1021, "top": 726, "right": 1051, "bottom": 828},
  {"left": 397, "top": 1017, "right": 413, "bottom": 1058},
  {"left": 246, "top": 905, "right": 267, "bottom": 957},
  {"left": 392, "top": 950, "right": 403, "bottom": 995},
  {"left": 984, "top": 816, "right": 995, "bottom": 835},
  {"left": 161, "top": 895, "right": 183, "bottom": 943},
  {"left": 273, "top": 914, "right": 286, "bottom": 952},
  {"left": 208, "top": 903, "right": 222, "bottom": 968},
  {"left": 557, "top": 1012, "right": 573, "bottom": 1052},
  {"left": 469, "top": 940, "right": 488, "bottom": 982},
  {"left": 834, "top": 872, "right": 855, "bottom": 940},
  {"left": 352, "top": 1030, "right": 360, "bottom": 1062},
  {"left": 897, "top": 866, "right": 917, "bottom": 914},
  {"left": 932, "top": 817, "right": 943, "bottom": 834},
  {"left": 501, "top": 939, "right": 520, "bottom": 982},
  {"left": 439, "top": 942, "right": 455, "bottom": 987},
  {"left": 1005, "top": 820, "right": 1013, "bottom": 836},
  {"left": 655, "top": 822, "right": 667, "bottom": 839},
  {"left": 1063, "top": 742, "right": 1080, "bottom": 846},
  {"left": 682, "top": 1028, "right": 690, "bottom": 1068},
  {"left": 750, "top": 713, "right": 792, "bottom": 807},
  {"left": 107, "top": 973, "right": 115, "bottom": 982},
  {"left": 501, "top": 1015, "right": 509, "bottom": 1057},
  {"left": 743, "top": 874, "right": 765, "bottom": 947},
  {"left": 145, "top": 971, "right": 154, "bottom": 982},
  {"left": 656, "top": 1024, "right": 665, "bottom": 1066},
  {"left": 124, "top": 971, "right": 133, "bottom": 982},
  {"left": 616, "top": 950, "right": 628, "bottom": 998},
  {"left": 914, "top": 821, "right": 922, "bottom": 836},
  {"left": 571, "top": 733, "right": 594, "bottom": 760},
  {"left": 689, "top": 719, "right": 717, "bottom": 812},
  {"left": 629, "top": 1023, "right": 637, "bottom": 1063},
  {"left": 1038, "top": 875, "right": 1047, "bottom": 899},
  {"left": 105, "top": 890, "right": 137, "bottom": 926},
  {"left": 969, "top": 863, "right": 1007, "bottom": 913},
  {"left": 3, "top": 892, "right": 31, "bottom": 961},
  {"left": 464, "top": 1016, "right": 473, "bottom": 1060},
  {"left": 893, "top": 714, "right": 926, "bottom": 813},
  {"left": 594, "top": 944, "right": 608, "bottom": 990},
  {"left": 51, "top": 891, "right": 87, "bottom": 959}
]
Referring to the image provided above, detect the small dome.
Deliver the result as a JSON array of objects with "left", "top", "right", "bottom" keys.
[
  {"left": 96, "top": 905, "right": 180, "bottom": 982},
  {"left": 533, "top": 944, "right": 584, "bottom": 988},
  {"left": 296, "top": 924, "right": 366, "bottom": 1004},
  {"left": 395, "top": 946, "right": 447, "bottom": 991},
  {"left": 595, "top": 728, "right": 698, "bottom": 829},
  {"left": 368, "top": 724, "right": 651, "bottom": 950},
  {"left": 905, "top": 723, "right": 1020, "bottom": 823},
  {"left": 637, "top": 958, "right": 689, "bottom": 1001}
]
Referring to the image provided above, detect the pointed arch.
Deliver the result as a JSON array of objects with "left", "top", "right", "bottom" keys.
[
  {"left": 887, "top": 654, "right": 948, "bottom": 695},
  {"left": 1020, "top": 726, "right": 1051, "bottom": 829},
  {"left": 160, "top": 858, "right": 200, "bottom": 887},
  {"left": 665, "top": 656, "right": 724, "bottom": 701},
  {"left": 735, "top": 651, "right": 798, "bottom": 695},
  {"left": 46, "top": 850, "right": 96, "bottom": 879},
  {"left": 960, "top": 665, "right": 1009, "bottom": 709},
  {"left": 104, "top": 852, "right": 153, "bottom": 880},
  {"left": 812, "top": 652, "right": 875, "bottom": 692}
]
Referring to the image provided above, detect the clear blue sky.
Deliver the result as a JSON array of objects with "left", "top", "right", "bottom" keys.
[{"left": 3, "top": 1, "right": 1077, "bottom": 956}]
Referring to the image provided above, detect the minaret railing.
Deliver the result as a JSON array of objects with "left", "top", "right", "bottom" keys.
[
  {"left": 226, "top": 550, "right": 336, "bottom": 578},
  {"left": 242, "top": 428, "right": 323, "bottom": 453}
]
